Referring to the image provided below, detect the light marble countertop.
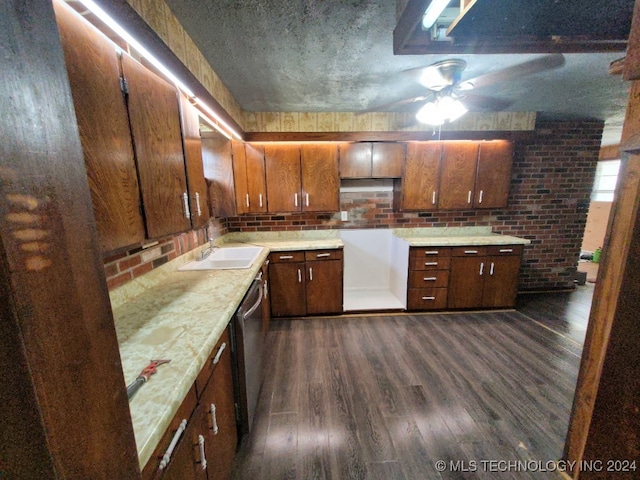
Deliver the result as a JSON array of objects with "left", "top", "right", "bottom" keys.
[{"left": 110, "top": 227, "right": 528, "bottom": 470}]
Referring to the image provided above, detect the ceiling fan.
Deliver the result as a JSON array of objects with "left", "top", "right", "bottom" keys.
[{"left": 369, "top": 54, "right": 566, "bottom": 126}]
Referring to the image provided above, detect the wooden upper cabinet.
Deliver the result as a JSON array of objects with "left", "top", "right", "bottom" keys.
[
  {"left": 340, "top": 143, "right": 371, "bottom": 178},
  {"left": 340, "top": 142, "right": 404, "bottom": 178},
  {"left": 438, "top": 142, "right": 480, "bottom": 210},
  {"left": 372, "top": 143, "right": 404, "bottom": 177},
  {"left": 402, "top": 142, "right": 442, "bottom": 211},
  {"left": 202, "top": 134, "right": 235, "bottom": 218},
  {"left": 178, "top": 94, "right": 210, "bottom": 228},
  {"left": 121, "top": 53, "right": 191, "bottom": 238},
  {"left": 232, "top": 142, "right": 267, "bottom": 214},
  {"left": 474, "top": 141, "right": 514, "bottom": 208},
  {"left": 264, "top": 144, "right": 302, "bottom": 212},
  {"left": 301, "top": 144, "right": 339, "bottom": 212},
  {"left": 54, "top": 0, "right": 145, "bottom": 253}
]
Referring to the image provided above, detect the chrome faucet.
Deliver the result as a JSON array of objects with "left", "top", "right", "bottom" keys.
[{"left": 197, "top": 237, "right": 218, "bottom": 261}]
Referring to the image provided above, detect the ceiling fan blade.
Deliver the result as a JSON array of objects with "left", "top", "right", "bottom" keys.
[
  {"left": 460, "top": 93, "right": 514, "bottom": 112},
  {"left": 361, "top": 94, "right": 432, "bottom": 113},
  {"left": 463, "top": 54, "right": 565, "bottom": 90}
]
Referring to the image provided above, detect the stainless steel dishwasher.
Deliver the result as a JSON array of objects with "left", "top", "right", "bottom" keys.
[{"left": 230, "top": 274, "right": 264, "bottom": 437}]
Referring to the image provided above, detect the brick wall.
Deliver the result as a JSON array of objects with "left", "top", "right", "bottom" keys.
[{"left": 226, "top": 120, "right": 603, "bottom": 291}]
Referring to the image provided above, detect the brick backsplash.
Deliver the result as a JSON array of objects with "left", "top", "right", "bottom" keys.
[
  {"left": 103, "top": 218, "right": 228, "bottom": 290},
  {"left": 105, "top": 120, "right": 602, "bottom": 292}
]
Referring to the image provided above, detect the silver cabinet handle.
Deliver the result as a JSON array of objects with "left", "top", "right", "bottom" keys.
[
  {"left": 306, "top": 193, "right": 309, "bottom": 207},
  {"left": 297, "top": 269, "right": 302, "bottom": 283},
  {"left": 294, "top": 192, "right": 298, "bottom": 207},
  {"left": 478, "top": 190, "right": 484, "bottom": 204},
  {"left": 316, "top": 253, "right": 331, "bottom": 258},
  {"left": 264, "top": 279, "right": 268, "bottom": 299},
  {"left": 425, "top": 250, "right": 439, "bottom": 255},
  {"left": 245, "top": 193, "right": 250, "bottom": 208},
  {"left": 499, "top": 248, "right": 513, "bottom": 253},
  {"left": 479, "top": 262, "right": 484, "bottom": 276},
  {"left": 423, "top": 277, "right": 437, "bottom": 281},
  {"left": 467, "top": 190, "right": 472, "bottom": 204},
  {"left": 210, "top": 403, "right": 219, "bottom": 435},
  {"left": 198, "top": 435, "right": 207, "bottom": 470},
  {"left": 490, "top": 262, "right": 495, "bottom": 276},
  {"left": 309, "top": 267, "right": 313, "bottom": 281},
  {"left": 464, "top": 250, "right": 478, "bottom": 254},
  {"left": 424, "top": 262, "right": 438, "bottom": 266},
  {"left": 212, "top": 342, "right": 226, "bottom": 365},
  {"left": 159, "top": 419, "right": 187, "bottom": 469},
  {"left": 432, "top": 191, "right": 436, "bottom": 205},
  {"left": 422, "top": 296, "right": 436, "bottom": 300},
  {"left": 279, "top": 255, "right": 293, "bottom": 260},
  {"left": 195, "top": 192, "right": 202, "bottom": 216},
  {"left": 182, "top": 192, "right": 191, "bottom": 219},
  {"left": 259, "top": 193, "right": 263, "bottom": 208}
]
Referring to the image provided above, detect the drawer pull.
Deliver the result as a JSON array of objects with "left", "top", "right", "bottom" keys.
[
  {"left": 279, "top": 255, "right": 294, "bottom": 260},
  {"left": 424, "top": 250, "right": 439, "bottom": 255},
  {"left": 297, "top": 269, "right": 302, "bottom": 283},
  {"left": 479, "top": 262, "right": 484, "bottom": 276},
  {"left": 423, "top": 277, "right": 437, "bottom": 281},
  {"left": 424, "top": 262, "right": 438, "bottom": 266},
  {"left": 490, "top": 262, "right": 495, "bottom": 276},
  {"left": 210, "top": 403, "right": 219, "bottom": 435},
  {"left": 198, "top": 435, "right": 207, "bottom": 470},
  {"left": 212, "top": 342, "right": 226, "bottom": 365},
  {"left": 464, "top": 250, "right": 479, "bottom": 254},
  {"left": 159, "top": 419, "right": 187, "bottom": 469},
  {"left": 316, "top": 253, "right": 331, "bottom": 258},
  {"left": 422, "top": 296, "right": 436, "bottom": 301},
  {"left": 499, "top": 248, "right": 514, "bottom": 253}
]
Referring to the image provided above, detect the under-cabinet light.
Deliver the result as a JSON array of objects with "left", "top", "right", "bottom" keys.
[
  {"left": 76, "top": 0, "right": 242, "bottom": 141},
  {"left": 197, "top": 112, "right": 232, "bottom": 140},
  {"left": 422, "top": 0, "right": 453, "bottom": 29}
]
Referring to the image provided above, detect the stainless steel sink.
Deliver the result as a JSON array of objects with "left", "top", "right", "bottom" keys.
[{"left": 179, "top": 246, "right": 263, "bottom": 271}]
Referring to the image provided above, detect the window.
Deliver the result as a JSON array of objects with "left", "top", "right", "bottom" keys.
[{"left": 591, "top": 160, "right": 621, "bottom": 202}]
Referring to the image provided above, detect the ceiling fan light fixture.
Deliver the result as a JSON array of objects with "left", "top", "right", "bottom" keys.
[
  {"left": 422, "top": 0, "right": 453, "bottom": 30},
  {"left": 416, "top": 101, "right": 445, "bottom": 126},
  {"left": 416, "top": 95, "right": 467, "bottom": 126}
]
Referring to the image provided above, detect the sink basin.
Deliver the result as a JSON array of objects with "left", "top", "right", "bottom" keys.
[{"left": 179, "top": 246, "right": 263, "bottom": 271}]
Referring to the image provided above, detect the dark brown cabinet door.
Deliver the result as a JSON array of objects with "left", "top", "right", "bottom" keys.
[
  {"left": 199, "top": 332, "right": 238, "bottom": 480},
  {"left": 402, "top": 142, "right": 442, "bottom": 210},
  {"left": 264, "top": 144, "right": 302, "bottom": 212},
  {"left": 439, "top": 142, "right": 479, "bottom": 210},
  {"left": 54, "top": 1, "right": 145, "bottom": 253},
  {"left": 447, "top": 256, "right": 485, "bottom": 309},
  {"left": 301, "top": 144, "right": 339, "bottom": 212},
  {"left": 340, "top": 143, "right": 372, "bottom": 178},
  {"left": 245, "top": 144, "right": 268, "bottom": 213},
  {"left": 202, "top": 134, "right": 235, "bottom": 218},
  {"left": 231, "top": 141, "right": 250, "bottom": 215},
  {"left": 269, "top": 262, "right": 307, "bottom": 317},
  {"left": 372, "top": 142, "right": 404, "bottom": 177},
  {"left": 179, "top": 94, "right": 210, "bottom": 228},
  {"left": 482, "top": 255, "right": 521, "bottom": 308},
  {"left": 162, "top": 410, "right": 207, "bottom": 480},
  {"left": 306, "top": 260, "right": 343, "bottom": 315},
  {"left": 121, "top": 54, "right": 191, "bottom": 238},
  {"left": 475, "top": 141, "right": 514, "bottom": 208}
]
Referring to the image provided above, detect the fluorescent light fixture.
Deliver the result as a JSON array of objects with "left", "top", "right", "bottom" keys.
[
  {"left": 76, "top": 0, "right": 242, "bottom": 140},
  {"left": 416, "top": 95, "right": 467, "bottom": 126},
  {"left": 422, "top": 0, "right": 453, "bottom": 29}
]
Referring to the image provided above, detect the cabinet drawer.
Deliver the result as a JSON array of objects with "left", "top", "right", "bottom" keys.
[
  {"left": 270, "top": 251, "right": 305, "bottom": 263},
  {"left": 409, "top": 256, "right": 451, "bottom": 271},
  {"left": 409, "top": 247, "right": 452, "bottom": 259},
  {"left": 195, "top": 327, "right": 230, "bottom": 397},
  {"left": 304, "top": 249, "right": 343, "bottom": 261},
  {"left": 486, "top": 245, "right": 523, "bottom": 256},
  {"left": 408, "top": 270, "right": 449, "bottom": 288},
  {"left": 407, "top": 288, "right": 448, "bottom": 310},
  {"left": 451, "top": 246, "right": 488, "bottom": 257},
  {"left": 141, "top": 385, "right": 198, "bottom": 480}
]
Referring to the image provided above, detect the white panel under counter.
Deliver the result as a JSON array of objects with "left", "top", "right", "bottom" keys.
[{"left": 392, "top": 226, "right": 532, "bottom": 247}]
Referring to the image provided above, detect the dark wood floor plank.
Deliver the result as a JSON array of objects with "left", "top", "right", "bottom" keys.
[
  {"left": 365, "top": 460, "right": 406, "bottom": 480},
  {"left": 297, "top": 382, "right": 332, "bottom": 480},
  {"left": 263, "top": 412, "right": 298, "bottom": 480}
]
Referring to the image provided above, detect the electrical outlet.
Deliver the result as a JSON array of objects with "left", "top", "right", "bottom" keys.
[{"left": 340, "top": 211, "right": 348, "bottom": 221}]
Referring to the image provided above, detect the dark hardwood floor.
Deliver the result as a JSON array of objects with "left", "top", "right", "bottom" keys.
[{"left": 231, "top": 285, "right": 593, "bottom": 480}]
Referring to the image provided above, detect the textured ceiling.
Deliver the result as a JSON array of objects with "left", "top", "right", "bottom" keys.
[{"left": 164, "top": 0, "right": 631, "bottom": 145}]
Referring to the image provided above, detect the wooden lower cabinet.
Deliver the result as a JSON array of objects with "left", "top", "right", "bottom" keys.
[
  {"left": 447, "top": 245, "right": 523, "bottom": 309},
  {"left": 407, "top": 247, "right": 451, "bottom": 311},
  {"left": 142, "top": 329, "right": 237, "bottom": 480},
  {"left": 269, "top": 249, "right": 343, "bottom": 317}
]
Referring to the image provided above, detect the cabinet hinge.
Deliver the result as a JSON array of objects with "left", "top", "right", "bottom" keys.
[{"left": 119, "top": 76, "right": 129, "bottom": 95}]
